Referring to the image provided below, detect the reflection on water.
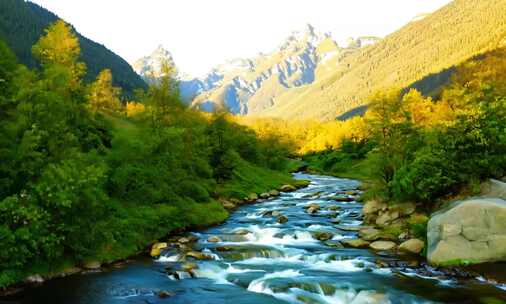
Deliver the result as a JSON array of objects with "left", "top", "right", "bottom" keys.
[{"left": 6, "top": 174, "right": 506, "bottom": 304}]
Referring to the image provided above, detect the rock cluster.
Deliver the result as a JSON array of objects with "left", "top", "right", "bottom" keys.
[{"left": 219, "top": 183, "right": 306, "bottom": 211}]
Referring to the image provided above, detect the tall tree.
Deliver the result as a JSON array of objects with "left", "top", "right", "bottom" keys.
[
  {"left": 32, "top": 20, "right": 85, "bottom": 91},
  {"left": 88, "top": 69, "right": 122, "bottom": 113}
]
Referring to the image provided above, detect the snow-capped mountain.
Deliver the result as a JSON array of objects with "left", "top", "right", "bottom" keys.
[
  {"left": 132, "top": 24, "right": 380, "bottom": 114},
  {"left": 132, "top": 45, "right": 176, "bottom": 81}
]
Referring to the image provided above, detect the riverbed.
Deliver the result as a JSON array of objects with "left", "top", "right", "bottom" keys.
[{"left": 7, "top": 173, "right": 506, "bottom": 303}]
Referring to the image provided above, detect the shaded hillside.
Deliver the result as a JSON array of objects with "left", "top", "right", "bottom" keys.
[
  {"left": 260, "top": 0, "right": 506, "bottom": 120},
  {"left": 0, "top": 0, "right": 147, "bottom": 96}
]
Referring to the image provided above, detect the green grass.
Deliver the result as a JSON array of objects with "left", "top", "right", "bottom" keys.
[
  {"left": 303, "top": 150, "right": 372, "bottom": 182},
  {"left": 216, "top": 159, "right": 301, "bottom": 199}
]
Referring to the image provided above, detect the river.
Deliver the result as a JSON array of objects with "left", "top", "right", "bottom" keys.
[{"left": 8, "top": 173, "right": 506, "bottom": 303}]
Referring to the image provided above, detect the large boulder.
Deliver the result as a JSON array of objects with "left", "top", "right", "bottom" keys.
[
  {"left": 481, "top": 179, "right": 506, "bottom": 200},
  {"left": 427, "top": 198, "right": 506, "bottom": 266}
]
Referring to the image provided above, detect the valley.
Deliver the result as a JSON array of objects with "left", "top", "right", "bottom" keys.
[{"left": 1, "top": 0, "right": 506, "bottom": 303}]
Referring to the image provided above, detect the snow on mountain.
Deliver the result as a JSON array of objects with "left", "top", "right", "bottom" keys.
[
  {"left": 132, "top": 25, "right": 380, "bottom": 114},
  {"left": 132, "top": 45, "right": 176, "bottom": 80}
]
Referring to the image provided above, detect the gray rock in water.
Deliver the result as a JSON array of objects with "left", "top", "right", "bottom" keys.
[
  {"left": 324, "top": 240, "right": 344, "bottom": 248},
  {"left": 207, "top": 236, "right": 222, "bottom": 243},
  {"left": 427, "top": 198, "right": 506, "bottom": 266},
  {"left": 342, "top": 238, "right": 370, "bottom": 248},
  {"left": 158, "top": 290, "right": 174, "bottom": 298},
  {"left": 369, "top": 241, "right": 397, "bottom": 251},
  {"left": 359, "top": 228, "right": 382, "bottom": 241},
  {"left": 313, "top": 231, "right": 333, "bottom": 241},
  {"left": 277, "top": 215, "right": 289, "bottom": 224}
]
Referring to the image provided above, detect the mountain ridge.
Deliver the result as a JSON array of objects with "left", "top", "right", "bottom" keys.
[{"left": 133, "top": 24, "right": 380, "bottom": 114}]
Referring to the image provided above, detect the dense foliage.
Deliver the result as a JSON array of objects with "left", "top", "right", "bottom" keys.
[
  {"left": 0, "top": 22, "right": 294, "bottom": 287},
  {"left": 304, "top": 47, "right": 506, "bottom": 207},
  {"left": 0, "top": 0, "right": 147, "bottom": 97}
]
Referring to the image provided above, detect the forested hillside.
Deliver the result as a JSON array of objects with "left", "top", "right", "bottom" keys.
[
  {"left": 0, "top": 21, "right": 298, "bottom": 288},
  {"left": 260, "top": 0, "right": 506, "bottom": 120},
  {"left": 0, "top": 0, "right": 147, "bottom": 96}
]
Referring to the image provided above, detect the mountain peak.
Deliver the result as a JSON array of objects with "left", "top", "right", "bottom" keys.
[
  {"left": 132, "top": 45, "right": 176, "bottom": 79},
  {"left": 152, "top": 44, "right": 172, "bottom": 57},
  {"left": 279, "top": 24, "right": 329, "bottom": 52}
]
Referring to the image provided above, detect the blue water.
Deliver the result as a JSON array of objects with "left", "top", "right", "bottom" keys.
[{"left": 7, "top": 174, "right": 506, "bottom": 303}]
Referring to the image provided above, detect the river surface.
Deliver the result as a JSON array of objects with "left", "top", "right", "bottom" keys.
[{"left": 8, "top": 174, "right": 506, "bottom": 304}]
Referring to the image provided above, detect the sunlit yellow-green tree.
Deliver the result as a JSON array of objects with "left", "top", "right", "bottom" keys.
[
  {"left": 88, "top": 69, "right": 122, "bottom": 113},
  {"left": 32, "top": 20, "right": 85, "bottom": 89}
]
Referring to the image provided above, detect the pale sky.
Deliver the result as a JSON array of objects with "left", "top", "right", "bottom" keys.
[{"left": 31, "top": 0, "right": 451, "bottom": 77}]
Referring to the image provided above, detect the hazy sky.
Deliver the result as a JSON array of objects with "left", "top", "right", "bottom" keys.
[{"left": 31, "top": 0, "right": 451, "bottom": 76}]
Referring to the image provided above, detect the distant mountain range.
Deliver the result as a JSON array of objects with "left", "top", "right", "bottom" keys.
[
  {"left": 0, "top": 0, "right": 147, "bottom": 96},
  {"left": 134, "top": 0, "right": 506, "bottom": 120},
  {"left": 133, "top": 24, "right": 380, "bottom": 115}
]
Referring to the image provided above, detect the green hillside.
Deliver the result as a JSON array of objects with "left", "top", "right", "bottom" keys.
[
  {"left": 262, "top": 0, "right": 506, "bottom": 120},
  {"left": 0, "top": 0, "right": 147, "bottom": 96}
]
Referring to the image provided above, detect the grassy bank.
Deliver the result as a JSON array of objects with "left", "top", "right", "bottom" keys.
[
  {"left": 1, "top": 112, "right": 302, "bottom": 289},
  {"left": 302, "top": 149, "right": 371, "bottom": 182}
]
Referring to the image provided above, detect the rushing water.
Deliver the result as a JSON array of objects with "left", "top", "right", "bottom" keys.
[{"left": 7, "top": 174, "right": 506, "bottom": 304}]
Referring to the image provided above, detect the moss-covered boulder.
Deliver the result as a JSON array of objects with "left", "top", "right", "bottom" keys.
[{"left": 427, "top": 198, "right": 506, "bottom": 266}]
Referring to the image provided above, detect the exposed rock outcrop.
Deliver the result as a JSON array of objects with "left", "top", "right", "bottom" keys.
[{"left": 427, "top": 198, "right": 506, "bottom": 266}]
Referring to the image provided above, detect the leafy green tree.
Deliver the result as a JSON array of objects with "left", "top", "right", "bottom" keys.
[
  {"left": 32, "top": 20, "right": 85, "bottom": 91},
  {"left": 145, "top": 60, "right": 182, "bottom": 128},
  {"left": 88, "top": 69, "right": 122, "bottom": 113}
]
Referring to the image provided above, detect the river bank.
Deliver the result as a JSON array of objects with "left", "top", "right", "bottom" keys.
[
  {"left": 0, "top": 164, "right": 309, "bottom": 297},
  {"left": 3, "top": 173, "right": 506, "bottom": 304}
]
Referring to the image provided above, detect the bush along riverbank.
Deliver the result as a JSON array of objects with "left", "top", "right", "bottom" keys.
[
  {"left": 0, "top": 22, "right": 308, "bottom": 292},
  {"left": 301, "top": 47, "right": 506, "bottom": 283}
]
